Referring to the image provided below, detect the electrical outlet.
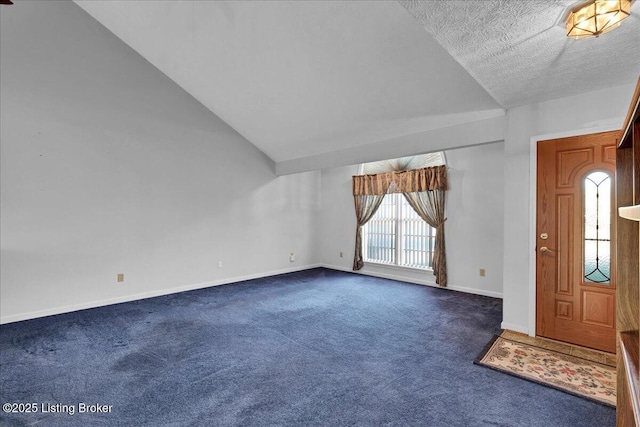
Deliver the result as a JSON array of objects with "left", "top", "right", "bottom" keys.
[
  {"left": 117, "top": 274, "right": 124, "bottom": 282},
  {"left": 290, "top": 252, "right": 295, "bottom": 262},
  {"left": 479, "top": 269, "right": 486, "bottom": 277},
  {"left": 217, "top": 260, "right": 223, "bottom": 268},
  {"left": 339, "top": 251, "right": 343, "bottom": 258}
]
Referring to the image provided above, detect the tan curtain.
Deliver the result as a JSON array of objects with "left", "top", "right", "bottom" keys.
[
  {"left": 352, "top": 165, "right": 449, "bottom": 285},
  {"left": 403, "top": 191, "right": 447, "bottom": 286},
  {"left": 352, "top": 172, "right": 393, "bottom": 271},
  {"left": 352, "top": 194, "right": 387, "bottom": 270},
  {"left": 353, "top": 165, "right": 447, "bottom": 195}
]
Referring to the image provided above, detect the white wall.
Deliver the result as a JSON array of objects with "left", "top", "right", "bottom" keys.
[
  {"left": 446, "top": 142, "right": 504, "bottom": 296},
  {"left": 501, "top": 84, "right": 635, "bottom": 334},
  {"left": 318, "top": 165, "right": 360, "bottom": 270},
  {"left": 0, "top": 1, "right": 320, "bottom": 323},
  {"left": 3, "top": 1, "right": 635, "bottom": 332},
  {"left": 319, "top": 142, "right": 505, "bottom": 298}
]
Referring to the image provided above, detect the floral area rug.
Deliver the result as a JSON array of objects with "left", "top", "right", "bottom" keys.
[{"left": 474, "top": 335, "right": 616, "bottom": 407}]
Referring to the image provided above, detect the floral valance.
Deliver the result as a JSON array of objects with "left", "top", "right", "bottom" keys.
[{"left": 352, "top": 165, "right": 448, "bottom": 196}]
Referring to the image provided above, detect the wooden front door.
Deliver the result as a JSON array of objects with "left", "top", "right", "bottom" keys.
[{"left": 536, "top": 131, "right": 618, "bottom": 353}]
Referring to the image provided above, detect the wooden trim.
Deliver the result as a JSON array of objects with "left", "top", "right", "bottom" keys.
[
  {"left": 617, "top": 146, "right": 640, "bottom": 335},
  {"left": 620, "top": 331, "right": 640, "bottom": 427},
  {"left": 620, "top": 76, "right": 640, "bottom": 149},
  {"left": 635, "top": 123, "right": 640, "bottom": 204},
  {"left": 616, "top": 78, "right": 640, "bottom": 426}
]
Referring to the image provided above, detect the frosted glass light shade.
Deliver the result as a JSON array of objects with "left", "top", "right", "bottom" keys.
[
  {"left": 619, "top": 204, "right": 640, "bottom": 221},
  {"left": 566, "top": 0, "right": 632, "bottom": 39}
]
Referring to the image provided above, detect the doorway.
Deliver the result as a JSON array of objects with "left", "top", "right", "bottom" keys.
[{"left": 535, "top": 131, "right": 618, "bottom": 353}]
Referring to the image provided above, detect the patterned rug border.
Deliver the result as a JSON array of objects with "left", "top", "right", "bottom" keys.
[{"left": 474, "top": 335, "right": 615, "bottom": 408}]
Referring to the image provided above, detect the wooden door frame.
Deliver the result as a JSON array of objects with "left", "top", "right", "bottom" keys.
[{"left": 526, "top": 123, "right": 621, "bottom": 337}]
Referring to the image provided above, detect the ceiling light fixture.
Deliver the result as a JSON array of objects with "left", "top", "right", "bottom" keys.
[{"left": 566, "top": 0, "right": 632, "bottom": 38}]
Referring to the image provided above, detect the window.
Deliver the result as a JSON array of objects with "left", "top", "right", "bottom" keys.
[
  {"left": 362, "top": 194, "right": 436, "bottom": 269},
  {"left": 583, "top": 171, "right": 612, "bottom": 284},
  {"left": 359, "top": 152, "right": 444, "bottom": 270}
]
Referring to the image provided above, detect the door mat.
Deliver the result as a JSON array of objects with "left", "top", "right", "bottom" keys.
[{"left": 474, "top": 335, "right": 616, "bottom": 407}]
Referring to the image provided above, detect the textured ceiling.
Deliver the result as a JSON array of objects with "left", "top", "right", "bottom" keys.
[{"left": 400, "top": 0, "right": 640, "bottom": 108}]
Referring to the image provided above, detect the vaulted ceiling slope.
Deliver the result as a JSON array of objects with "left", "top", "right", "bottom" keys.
[
  {"left": 73, "top": 0, "right": 502, "bottom": 169},
  {"left": 67, "top": 1, "right": 639, "bottom": 173}
]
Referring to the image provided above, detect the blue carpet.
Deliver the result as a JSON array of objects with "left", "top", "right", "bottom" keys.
[{"left": 0, "top": 268, "right": 614, "bottom": 426}]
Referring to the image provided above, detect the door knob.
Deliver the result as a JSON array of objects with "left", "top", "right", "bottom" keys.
[{"left": 539, "top": 246, "right": 554, "bottom": 254}]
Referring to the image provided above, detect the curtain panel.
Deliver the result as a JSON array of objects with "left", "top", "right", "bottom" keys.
[
  {"left": 403, "top": 191, "right": 447, "bottom": 286},
  {"left": 352, "top": 165, "right": 448, "bottom": 195},
  {"left": 352, "top": 194, "right": 388, "bottom": 270},
  {"left": 352, "top": 165, "right": 449, "bottom": 286}
]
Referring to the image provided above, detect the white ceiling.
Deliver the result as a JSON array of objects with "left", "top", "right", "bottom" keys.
[
  {"left": 73, "top": 0, "right": 502, "bottom": 165},
  {"left": 38, "top": 1, "right": 640, "bottom": 169}
]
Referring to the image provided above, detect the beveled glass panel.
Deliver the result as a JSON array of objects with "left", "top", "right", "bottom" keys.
[
  {"left": 584, "top": 180, "right": 598, "bottom": 240},
  {"left": 598, "top": 175, "right": 611, "bottom": 240},
  {"left": 583, "top": 171, "right": 611, "bottom": 284}
]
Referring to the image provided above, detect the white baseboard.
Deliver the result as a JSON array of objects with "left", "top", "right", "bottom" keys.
[
  {"left": 500, "top": 322, "right": 529, "bottom": 335},
  {"left": 0, "top": 264, "right": 322, "bottom": 325},
  {"left": 322, "top": 263, "right": 503, "bottom": 299},
  {"left": 2, "top": 264, "right": 503, "bottom": 324},
  {"left": 321, "top": 264, "right": 353, "bottom": 273},
  {"left": 447, "top": 284, "right": 503, "bottom": 299}
]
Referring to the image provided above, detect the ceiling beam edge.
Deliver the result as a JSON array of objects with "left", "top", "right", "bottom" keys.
[{"left": 275, "top": 114, "right": 507, "bottom": 175}]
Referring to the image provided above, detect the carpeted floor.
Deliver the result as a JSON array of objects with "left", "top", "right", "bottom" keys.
[{"left": 0, "top": 268, "right": 615, "bottom": 426}]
